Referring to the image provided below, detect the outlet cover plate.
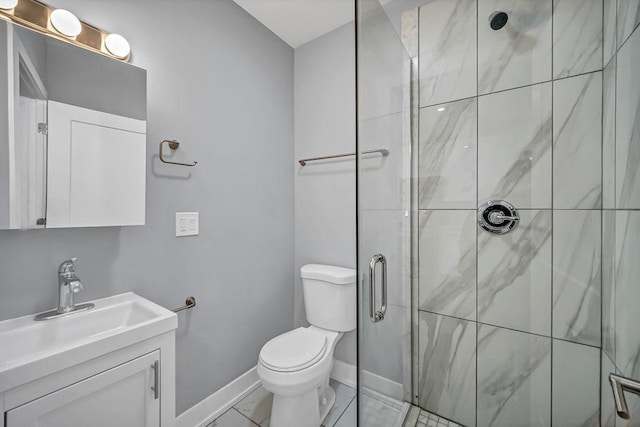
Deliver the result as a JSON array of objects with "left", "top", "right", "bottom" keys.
[{"left": 176, "top": 212, "right": 199, "bottom": 237}]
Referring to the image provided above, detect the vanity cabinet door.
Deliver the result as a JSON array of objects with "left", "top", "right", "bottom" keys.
[{"left": 6, "top": 351, "right": 160, "bottom": 427}]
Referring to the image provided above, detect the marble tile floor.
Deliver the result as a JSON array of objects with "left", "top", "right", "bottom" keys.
[
  {"left": 403, "top": 405, "right": 462, "bottom": 427},
  {"left": 360, "top": 388, "right": 409, "bottom": 427},
  {"left": 415, "top": 410, "right": 461, "bottom": 427},
  {"left": 206, "top": 379, "right": 357, "bottom": 427}
]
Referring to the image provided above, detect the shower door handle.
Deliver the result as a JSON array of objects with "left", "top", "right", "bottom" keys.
[{"left": 368, "top": 254, "right": 387, "bottom": 323}]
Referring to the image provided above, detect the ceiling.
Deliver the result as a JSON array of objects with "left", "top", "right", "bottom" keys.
[{"left": 231, "top": 0, "right": 355, "bottom": 48}]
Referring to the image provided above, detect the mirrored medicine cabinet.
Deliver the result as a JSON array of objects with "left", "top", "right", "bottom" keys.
[{"left": 0, "top": 18, "right": 147, "bottom": 229}]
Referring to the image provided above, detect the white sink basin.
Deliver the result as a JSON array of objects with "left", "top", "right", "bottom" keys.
[{"left": 0, "top": 293, "right": 177, "bottom": 392}]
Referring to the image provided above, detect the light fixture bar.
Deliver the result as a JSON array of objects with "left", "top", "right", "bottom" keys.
[{"left": 0, "top": 0, "right": 130, "bottom": 61}]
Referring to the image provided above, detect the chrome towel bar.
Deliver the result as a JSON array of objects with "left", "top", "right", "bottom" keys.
[
  {"left": 610, "top": 373, "right": 640, "bottom": 420},
  {"left": 172, "top": 296, "right": 196, "bottom": 313},
  {"left": 298, "top": 148, "right": 390, "bottom": 166}
]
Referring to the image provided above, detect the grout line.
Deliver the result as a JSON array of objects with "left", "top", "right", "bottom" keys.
[
  {"left": 611, "top": 0, "right": 618, "bottom": 386},
  {"left": 332, "top": 397, "right": 357, "bottom": 427},
  {"left": 418, "top": 307, "right": 605, "bottom": 350},
  {"left": 232, "top": 408, "right": 261, "bottom": 427},
  {"left": 475, "top": 0, "right": 480, "bottom": 424},
  {"left": 415, "top": 207, "right": 629, "bottom": 211},
  {"left": 600, "top": 0, "right": 606, "bottom": 419},
  {"left": 420, "top": 69, "right": 604, "bottom": 111},
  {"left": 616, "top": 9, "right": 640, "bottom": 51},
  {"left": 550, "top": 0, "right": 555, "bottom": 423},
  {"left": 322, "top": 393, "right": 355, "bottom": 427}
]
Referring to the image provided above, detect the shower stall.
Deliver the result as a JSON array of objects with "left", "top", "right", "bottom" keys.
[{"left": 356, "top": 0, "right": 640, "bottom": 426}]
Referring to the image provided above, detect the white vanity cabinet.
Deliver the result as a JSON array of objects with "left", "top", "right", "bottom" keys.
[
  {"left": 6, "top": 351, "right": 160, "bottom": 427},
  {"left": 0, "top": 293, "right": 177, "bottom": 427}
]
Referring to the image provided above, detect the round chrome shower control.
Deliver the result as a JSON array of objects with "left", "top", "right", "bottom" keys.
[{"left": 478, "top": 200, "right": 519, "bottom": 234}]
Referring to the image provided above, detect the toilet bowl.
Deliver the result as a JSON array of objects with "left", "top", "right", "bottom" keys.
[
  {"left": 258, "top": 326, "right": 342, "bottom": 426},
  {"left": 257, "top": 264, "right": 356, "bottom": 427}
]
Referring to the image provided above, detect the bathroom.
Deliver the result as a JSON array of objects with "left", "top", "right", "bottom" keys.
[{"left": 0, "top": 0, "right": 638, "bottom": 426}]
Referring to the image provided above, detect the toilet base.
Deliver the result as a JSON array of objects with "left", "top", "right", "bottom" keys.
[
  {"left": 270, "top": 384, "right": 336, "bottom": 427},
  {"left": 318, "top": 385, "right": 336, "bottom": 422}
]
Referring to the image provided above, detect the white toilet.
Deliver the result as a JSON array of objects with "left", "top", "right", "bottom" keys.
[{"left": 257, "top": 264, "right": 356, "bottom": 427}]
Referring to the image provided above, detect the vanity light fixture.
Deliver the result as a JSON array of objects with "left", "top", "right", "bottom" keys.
[
  {"left": 0, "top": 0, "right": 132, "bottom": 62},
  {"left": 0, "top": 0, "right": 18, "bottom": 10},
  {"left": 105, "top": 33, "right": 131, "bottom": 60},
  {"left": 50, "top": 8, "right": 82, "bottom": 37}
]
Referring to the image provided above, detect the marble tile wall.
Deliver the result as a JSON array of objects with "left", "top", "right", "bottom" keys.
[
  {"left": 477, "top": 325, "right": 551, "bottom": 427},
  {"left": 418, "top": 0, "right": 476, "bottom": 106},
  {"left": 477, "top": 83, "right": 552, "bottom": 209},
  {"left": 552, "top": 210, "right": 601, "bottom": 347},
  {"left": 553, "top": 72, "right": 602, "bottom": 209},
  {"left": 415, "top": 1, "right": 640, "bottom": 426},
  {"left": 418, "top": 210, "right": 476, "bottom": 321},
  {"left": 615, "top": 25, "right": 640, "bottom": 209},
  {"left": 477, "top": 209, "right": 552, "bottom": 336},
  {"left": 418, "top": 312, "right": 476, "bottom": 427},
  {"left": 419, "top": 98, "right": 477, "bottom": 209},
  {"left": 552, "top": 340, "right": 600, "bottom": 427},
  {"left": 603, "top": 57, "right": 617, "bottom": 209},
  {"left": 477, "top": 0, "right": 552, "bottom": 94},
  {"left": 552, "top": 0, "right": 602, "bottom": 79}
]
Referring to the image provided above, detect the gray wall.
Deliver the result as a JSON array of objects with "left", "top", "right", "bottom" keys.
[
  {"left": 0, "top": 0, "right": 294, "bottom": 416},
  {"left": 293, "top": 22, "right": 357, "bottom": 365}
]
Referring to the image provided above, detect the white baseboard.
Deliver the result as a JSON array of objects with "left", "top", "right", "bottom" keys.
[
  {"left": 330, "top": 359, "right": 357, "bottom": 389},
  {"left": 175, "top": 362, "right": 404, "bottom": 427},
  {"left": 175, "top": 367, "right": 260, "bottom": 427},
  {"left": 361, "top": 369, "right": 404, "bottom": 401}
]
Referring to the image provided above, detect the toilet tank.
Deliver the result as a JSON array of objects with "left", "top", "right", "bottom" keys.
[{"left": 301, "top": 264, "right": 356, "bottom": 332}]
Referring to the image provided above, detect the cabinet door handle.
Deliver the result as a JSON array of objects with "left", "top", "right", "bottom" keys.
[{"left": 151, "top": 360, "right": 160, "bottom": 399}]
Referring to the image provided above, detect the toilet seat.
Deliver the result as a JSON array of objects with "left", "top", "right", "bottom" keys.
[{"left": 259, "top": 328, "right": 328, "bottom": 373}]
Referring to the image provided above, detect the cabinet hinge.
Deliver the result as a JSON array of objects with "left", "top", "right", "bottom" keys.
[
  {"left": 36, "top": 218, "right": 46, "bottom": 225},
  {"left": 38, "top": 122, "right": 48, "bottom": 135}
]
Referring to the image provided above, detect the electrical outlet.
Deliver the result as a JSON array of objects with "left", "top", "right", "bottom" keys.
[{"left": 176, "top": 212, "right": 199, "bottom": 237}]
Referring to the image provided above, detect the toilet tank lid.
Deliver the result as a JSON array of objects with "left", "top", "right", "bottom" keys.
[{"left": 300, "top": 264, "right": 356, "bottom": 285}]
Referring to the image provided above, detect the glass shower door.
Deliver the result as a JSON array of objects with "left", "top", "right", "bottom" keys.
[{"left": 356, "top": 0, "right": 414, "bottom": 425}]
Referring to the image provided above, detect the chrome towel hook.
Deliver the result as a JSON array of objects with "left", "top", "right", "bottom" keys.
[{"left": 159, "top": 139, "right": 198, "bottom": 167}]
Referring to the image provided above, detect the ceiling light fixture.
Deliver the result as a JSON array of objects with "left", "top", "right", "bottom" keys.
[
  {"left": 0, "top": 0, "right": 18, "bottom": 10},
  {"left": 50, "top": 9, "right": 82, "bottom": 37},
  {"left": 105, "top": 33, "right": 130, "bottom": 60}
]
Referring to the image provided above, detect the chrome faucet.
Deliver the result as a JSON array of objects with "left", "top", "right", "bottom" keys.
[
  {"left": 58, "top": 258, "right": 83, "bottom": 313},
  {"left": 34, "top": 258, "right": 95, "bottom": 321}
]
